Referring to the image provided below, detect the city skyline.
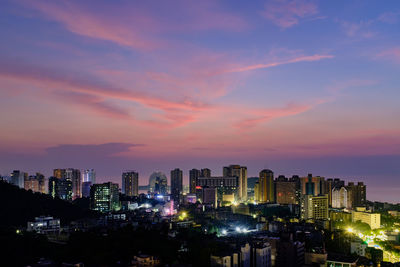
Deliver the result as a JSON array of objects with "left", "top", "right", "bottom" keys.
[{"left": 1, "top": 0, "right": 400, "bottom": 203}]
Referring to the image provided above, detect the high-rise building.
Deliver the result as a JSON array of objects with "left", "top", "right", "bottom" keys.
[
  {"left": 223, "top": 165, "right": 247, "bottom": 201},
  {"left": 275, "top": 180, "right": 297, "bottom": 205},
  {"left": 48, "top": 176, "right": 72, "bottom": 201},
  {"left": 171, "top": 168, "right": 183, "bottom": 205},
  {"left": 53, "top": 168, "right": 81, "bottom": 199},
  {"left": 200, "top": 168, "right": 211, "bottom": 177},
  {"left": 66, "top": 168, "right": 81, "bottom": 200},
  {"left": 82, "top": 169, "right": 96, "bottom": 184},
  {"left": 48, "top": 176, "right": 58, "bottom": 199},
  {"left": 90, "top": 182, "right": 120, "bottom": 213},
  {"left": 36, "top": 173, "right": 46, "bottom": 193},
  {"left": 326, "top": 178, "right": 345, "bottom": 206},
  {"left": 24, "top": 175, "right": 40, "bottom": 192},
  {"left": 301, "top": 194, "right": 329, "bottom": 220},
  {"left": 347, "top": 182, "right": 366, "bottom": 208},
  {"left": 53, "top": 169, "right": 65, "bottom": 179},
  {"left": 197, "top": 176, "right": 239, "bottom": 204},
  {"left": 148, "top": 172, "right": 168, "bottom": 195},
  {"left": 81, "top": 182, "right": 92, "bottom": 198},
  {"left": 257, "top": 169, "right": 274, "bottom": 203},
  {"left": 332, "top": 186, "right": 350, "bottom": 209},
  {"left": 300, "top": 174, "right": 325, "bottom": 196},
  {"left": 122, "top": 171, "right": 139, "bottom": 197},
  {"left": 24, "top": 173, "right": 45, "bottom": 193},
  {"left": 189, "top": 169, "right": 200, "bottom": 194},
  {"left": 10, "top": 170, "right": 27, "bottom": 188}
]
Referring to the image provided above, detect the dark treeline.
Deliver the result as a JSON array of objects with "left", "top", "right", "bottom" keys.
[{"left": 0, "top": 181, "right": 97, "bottom": 227}]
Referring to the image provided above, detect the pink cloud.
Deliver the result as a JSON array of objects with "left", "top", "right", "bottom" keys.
[
  {"left": 339, "top": 20, "right": 376, "bottom": 38},
  {"left": 233, "top": 103, "right": 314, "bottom": 129},
  {"left": 23, "top": 1, "right": 160, "bottom": 50},
  {"left": 261, "top": 0, "right": 318, "bottom": 28},
  {"left": 0, "top": 61, "right": 211, "bottom": 128},
  {"left": 375, "top": 47, "right": 400, "bottom": 63},
  {"left": 21, "top": 0, "right": 248, "bottom": 50},
  {"left": 226, "top": 54, "right": 333, "bottom": 73}
]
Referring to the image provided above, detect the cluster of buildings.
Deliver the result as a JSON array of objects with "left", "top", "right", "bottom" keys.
[
  {"left": 1, "top": 166, "right": 381, "bottom": 230},
  {"left": 5, "top": 165, "right": 400, "bottom": 266}
]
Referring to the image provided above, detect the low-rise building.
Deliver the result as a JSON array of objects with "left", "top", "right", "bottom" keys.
[
  {"left": 27, "top": 216, "right": 60, "bottom": 234},
  {"left": 351, "top": 207, "right": 381, "bottom": 229}
]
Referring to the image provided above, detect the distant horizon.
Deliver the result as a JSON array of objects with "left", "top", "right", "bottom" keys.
[{"left": 2, "top": 157, "right": 398, "bottom": 204}]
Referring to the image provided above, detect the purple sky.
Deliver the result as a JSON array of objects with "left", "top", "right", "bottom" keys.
[{"left": 0, "top": 0, "right": 399, "bottom": 202}]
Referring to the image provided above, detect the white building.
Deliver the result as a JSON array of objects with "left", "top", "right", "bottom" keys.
[
  {"left": 27, "top": 216, "right": 60, "bottom": 234},
  {"left": 351, "top": 207, "right": 381, "bottom": 229},
  {"left": 332, "top": 187, "right": 350, "bottom": 209}
]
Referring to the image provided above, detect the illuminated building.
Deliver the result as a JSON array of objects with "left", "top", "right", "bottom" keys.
[
  {"left": 24, "top": 175, "right": 40, "bottom": 192},
  {"left": 53, "top": 169, "right": 64, "bottom": 179},
  {"left": 197, "top": 176, "right": 238, "bottom": 204},
  {"left": 351, "top": 207, "right": 380, "bottom": 229},
  {"left": 171, "top": 168, "right": 183, "bottom": 205},
  {"left": 25, "top": 173, "right": 46, "bottom": 193},
  {"left": 36, "top": 173, "right": 46, "bottom": 193},
  {"left": 82, "top": 169, "right": 96, "bottom": 184},
  {"left": 275, "top": 180, "right": 296, "bottom": 205},
  {"left": 122, "top": 171, "right": 139, "bottom": 197},
  {"left": 254, "top": 182, "right": 259, "bottom": 202},
  {"left": 148, "top": 172, "right": 168, "bottom": 194},
  {"left": 329, "top": 209, "right": 352, "bottom": 226},
  {"left": 189, "top": 169, "right": 200, "bottom": 194},
  {"left": 27, "top": 216, "right": 60, "bottom": 234},
  {"left": 302, "top": 194, "right": 329, "bottom": 220},
  {"left": 53, "top": 168, "right": 81, "bottom": 199},
  {"left": 48, "top": 176, "right": 72, "bottom": 201},
  {"left": 257, "top": 169, "right": 274, "bottom": 203},
  {"left": 201, "top": 168, "right": 211, "bottom": 177},
  {"left": 300, "top": 174, "right": 326, "bottom": 196},
  {"left": 10, "top": 170, "right": 27, "bottom": 188},
  {"left": 57, "top": 178, "right": 73, "bottom": 201},
  {"left": 223, "top": 165, "right": 247, "bottom": 201},
  {"left": 332, "top": 186, "right": 351, "bottom": 209},
  {"left": 90, "top": 182, "right": 120, "bottom": 213}
]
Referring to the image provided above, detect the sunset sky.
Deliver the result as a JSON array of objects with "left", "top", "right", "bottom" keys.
[{"left": 1, "top": 0, "right": 399, "bottom": 202}]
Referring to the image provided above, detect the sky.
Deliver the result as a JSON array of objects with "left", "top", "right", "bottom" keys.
[{"left": 0, "top": 0, "right": 399, "bottom": 202}]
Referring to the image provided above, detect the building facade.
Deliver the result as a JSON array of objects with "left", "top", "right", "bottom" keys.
[
  {"left": 189, "top": 169, "right": 200, "bottom": 194},
  {"left": 90, "top": 182, "right": 120, "bottom": 213},
  {"left": 258, "top": 169, "right": 274, "bottom": 203},
  {"left": 171, "top": 168, "right": 183, "bottom": 205},
  {"left": 223, "top": 165, "right": 247, "bottom": 201},
  {"left": 122, "top": 171, "right": 139, "bottom": 197}
]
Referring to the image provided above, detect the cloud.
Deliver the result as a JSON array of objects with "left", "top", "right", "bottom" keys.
[
  {"left": 233, "top": 102, "right": 314, "bottom": 129},
  {"left": 46, "top": 143, "right": 144, "bottom": 158},
  {"left": 20, "top": 0, "right": 247, "bottom": 51},
  {"left": 21, "top": 1, "right": 162, "bottom": 50},
  {"left": 339, "top": 20, "right": 375, "bottom": 38},
  {"left": 375, "top": 47, "right": 400, "bottom": 63},
  {"left": 226, "top": 54, "right": 333, "bottom": 73},
  {"left": 261, "top": 0, "right": 318, "bottom": 28},
  {"left": 0, "top": 60, "right": 211, "bottom": 128}
]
